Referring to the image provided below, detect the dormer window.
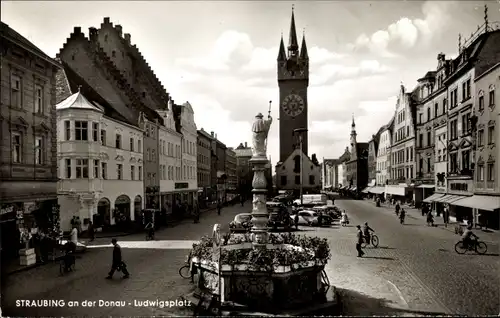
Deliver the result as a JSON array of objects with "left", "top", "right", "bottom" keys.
[
  {"left": 104, "top": 34, "right": 108, "bottom": 42},
  {"left": 112, "top": 51, "right": 116, "bottom": 58}
]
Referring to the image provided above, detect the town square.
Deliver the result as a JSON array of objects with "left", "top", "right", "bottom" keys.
[{"left": 1, "top": 1, "right": 499, "bottom": 316}]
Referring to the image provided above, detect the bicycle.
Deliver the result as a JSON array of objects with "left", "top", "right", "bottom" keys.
[
  {"left": 454, "top": 238, "right": 487, "bottom": 255},
  {"left": 179, "top": 254, "right": 192, "bottom": 279},
  {"left": 361, "top": 234, "right": 379, "bottom": 248}
]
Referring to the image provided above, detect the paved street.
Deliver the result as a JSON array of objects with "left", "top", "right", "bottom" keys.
[
  {"left": 2, "top": 198, "right": 499, "bottom": 316},
  {"left": 1, "top": 204, "right": 246, "bottom": 317},
  {"left": 322, "top": 197, "right": 499, "bottom": 316}
]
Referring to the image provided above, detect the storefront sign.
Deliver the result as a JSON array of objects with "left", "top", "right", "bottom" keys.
[
  {"left": 0, "top": 206, "right": 14, "bottom": 216},
  {"left": 175, "top": 183, "right": 189, "bottom": 189},
  {"left": 450, "top": 183, "right": 468, "bottom": 191}
]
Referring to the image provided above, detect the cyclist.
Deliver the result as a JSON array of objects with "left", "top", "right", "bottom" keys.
[
  {"left": 145, "top": 221, "right": 154, "bottom": 240},
  {"left": 363, "top": 222, "right": 374, "bottom": 243},
  {"left": 63, "top": 241, "right": 76, "bottom": 272},
  {"left": 461, "top": 224, "right": 478, "bottom": 250}
]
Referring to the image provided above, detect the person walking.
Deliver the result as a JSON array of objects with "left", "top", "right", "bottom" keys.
[
  {"left": 88, "top": 220, "right": 95, "bottom": 242},
  {"left": 294, "top": 213, "right": 299, "bottom": 230},
  {"left": 356, "top": 225, "right": 365, "bottom": 257},
  {"left": 217, "top": 200, "right": 222, "bottom": 216},
  {"left": 443, "top": 206, "right": 450, "bottom": 228},
  {"left": 106, "top": 238, "right": 129, "bottom": 279},
  {"left": 422, "top": 203, "right": 428, "bottom": 217},
  {"left": 426, "top": 210, "right": 434, "bottom": 226},
  {"left": 193, "top": 201, "right": 200, "bottom": 224}
]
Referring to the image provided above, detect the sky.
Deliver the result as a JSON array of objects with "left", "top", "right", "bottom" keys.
[{"left": 2, "top": 1, "right": 500, "bottom": 164}]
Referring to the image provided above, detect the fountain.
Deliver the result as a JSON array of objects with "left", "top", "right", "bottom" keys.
[{"left": 184, "top": 107, "right": 340, "bottom": 315}]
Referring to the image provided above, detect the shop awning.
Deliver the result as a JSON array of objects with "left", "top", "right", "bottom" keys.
[
  {"left": 369, "top": 187, "right": 385, "bottom": 194},
  {"left": 417, "top": 184, "right": 435, "bottom": 189},
  {"left": 434, "top": 194, "right": 464, "bottom": 203},
  {"left": 423, "top": 193, "right": 445, "bottom": 203},
  {"left": 362, "top": 187, "right": 372, "bottom": 193},
  {"left": 386, "top": 186, "right": 406, "bottom": 196},
  {"left": 452, "top": 195, "right": 500, "bottom": 211}
]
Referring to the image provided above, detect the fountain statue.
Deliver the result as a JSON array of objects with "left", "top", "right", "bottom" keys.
[{"left": 184, "top": 103, "right": 338, "bottom": 316}]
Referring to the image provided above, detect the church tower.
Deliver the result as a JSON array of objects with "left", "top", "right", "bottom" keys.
[
  {"left": 350, "top": 115, "right": 357, "bottom": 159},
  {"left": 277, "top": 6, "right": 309, "bottom": 162}
]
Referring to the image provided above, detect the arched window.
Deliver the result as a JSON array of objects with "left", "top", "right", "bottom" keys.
[
  {"left": 478, "top": 90, "right": 485, "bottom": 111},
  {"left": 293, "top": 155, "right": 300, "bottom": 173}
]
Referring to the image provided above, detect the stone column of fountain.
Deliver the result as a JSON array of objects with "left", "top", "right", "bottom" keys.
[{"left": 250, "top": 111, "right": 273, "bottom": 248}]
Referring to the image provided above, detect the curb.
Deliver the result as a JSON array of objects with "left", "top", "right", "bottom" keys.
[{"left": 94, "top": 207, "right": 217, "bottom": 239}]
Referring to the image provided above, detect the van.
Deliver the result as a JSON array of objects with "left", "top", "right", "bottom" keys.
[{"left": 293, "top": 194, "right": 327, "bottom": 206}]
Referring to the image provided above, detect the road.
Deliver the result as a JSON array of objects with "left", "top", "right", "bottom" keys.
[
  {"left": 1, "top": 204, "right": 247, "bottom": 317},
  {"left": 2, "top": 198, "right": 498, "bottom": 316},
  {"left": 323, "top": 197, "right": 499, "bottom": 316}
]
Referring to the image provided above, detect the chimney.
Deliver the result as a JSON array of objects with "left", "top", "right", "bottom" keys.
[
  {"left": 88, "top": 27, "right": 98, "bottom": 42},
  {"left": 115, "top": 25, "right": 123, "bottom": 37},
  {"left": 211, "top": 131, "right": 214, "bottom": 137},
  {"left": 73, "top": 27, "right": 82, "bottom": 34},
  {"left": 124, "top": 33, "right": 131, "bottom": 44},
  {"left": 245, "top": 142, "right": 248, "bottom": 148}
]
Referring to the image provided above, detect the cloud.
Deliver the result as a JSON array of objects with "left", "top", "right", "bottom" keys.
[
  {"left": 348, "top": 1, "right": 457, "bottom": 57},
  {"left": 168, "top": 28, "right": 406, "bottom": 162}
]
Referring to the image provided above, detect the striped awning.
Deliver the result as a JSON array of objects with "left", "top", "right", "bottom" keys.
[{"left": 423, "top": 193, "right": 445, "bottom": 203}]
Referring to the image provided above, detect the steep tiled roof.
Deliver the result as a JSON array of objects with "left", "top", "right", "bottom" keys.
[
  {"left": 59, "top": 62, "right": 133, "bottom": 126},
  {"left": 1, "top": 22, "right": 59, "bottom": 67}
]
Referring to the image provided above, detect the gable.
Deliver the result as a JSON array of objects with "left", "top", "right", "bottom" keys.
[
  {"left": 282, "top": 148, "right": 315, "bottom": 167},
  {"left": 458, "top": 138, "right": 472, "bottom": 149}
]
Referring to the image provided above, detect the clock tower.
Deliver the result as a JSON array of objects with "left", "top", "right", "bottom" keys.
[{"left": 277, "top": 7, "right": 309, "bottom": 163}]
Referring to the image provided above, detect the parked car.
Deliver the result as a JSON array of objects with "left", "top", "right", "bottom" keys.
[
  {"left": 229, "top": 213, "right": 252, "bottom": 232},
  {"left": 267, "top": 202, "right": 291, "bottom": 229},
  {"left": 313, "top": 206, "right": 340, "bottom": 219},
  {"left": 289, "top": 210, "right": 319, "bottom": 226}
]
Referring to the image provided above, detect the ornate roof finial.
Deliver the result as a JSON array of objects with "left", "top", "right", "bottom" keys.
[
  {"left": 458, "top": 33, "right": 462, "bottom": 52},
  {"left": 292, "top": 3, "right": 294, "bottom": 12},
  {"left": 303, "top": 27, "right": 305, "bottom": 36},
  {"left": 484, "top": 4, "right": 489, "bottom": 32}
]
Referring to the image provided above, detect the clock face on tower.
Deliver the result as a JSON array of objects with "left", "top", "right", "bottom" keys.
[{"left": 282, "top": 94, "right": 305, "bottom": 117}]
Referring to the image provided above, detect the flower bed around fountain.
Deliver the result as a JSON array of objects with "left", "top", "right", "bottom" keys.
[{"left": 190, "top": 232, "right": 332, "bottom": 311}]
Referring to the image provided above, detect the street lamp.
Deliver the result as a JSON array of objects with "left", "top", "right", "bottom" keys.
[{"left": 293, "top": 128, "right": 308, "bottom": 206}]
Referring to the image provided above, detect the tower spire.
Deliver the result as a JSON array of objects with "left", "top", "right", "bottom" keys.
[
  {"left": 277, "top": 33, "right": 287, "bottom": 61},
  {"left": 300, "top": 28, "right": 309, "bottom": 60},
  {"left": 351, "top": 114, "right": 356, "bottom": 128},
  {"left": 288, "top": 5, "right": 299, "bottom": 54}
]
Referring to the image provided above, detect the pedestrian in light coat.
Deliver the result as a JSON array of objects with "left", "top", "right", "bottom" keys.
[
  {"left": 356, "top": 225, "right": 365, "bottom": 257},
  {"left": 443, "top": 206, "right": 450, "bottom": 227}
]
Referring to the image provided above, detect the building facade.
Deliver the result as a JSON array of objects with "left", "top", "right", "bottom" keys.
[
  {"left": 56, "top": 91, "right": 144, "bottom": 231},
  {"left": 214, "top": 136, "right": 227, "bottom": 202},
  {"left": 275, "top": 148, "right": 321, "bottom": 192},
  {"left": 322, "top": 159, "right": 340, "bottom": 190},
  {"left": 157, "top": 98, "right": 183, "bottom": 211},
  {"left": 178, "top": 102, "right": 198, "bottom": 205},
  {"left": 0, "top": 22, "right": 61, "bottom": 259},
  {"left": 197, "top": 129, "right": 213, "bottom": 204},
  {"left": 226, "top": 148, "right": 237, "bottom": 197},
  {"left": 387, "top": 85, "right": 416, "bottom": 199},
  {"left": 367, "top": 136, "right": 379, "bottom": 187},
  {"left": 471, "top": 62, "right": 499, "bottom": 229},
  {"left": 376, "top": 119, "right": 393, "bottom": 186},
  {"left": 235, "top": 142, "right": 252, "bottom": 199}
]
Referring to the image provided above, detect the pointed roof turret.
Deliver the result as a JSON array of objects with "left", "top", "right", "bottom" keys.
[
  {"left": 351, "top": 114, "right": 356, "bottom": 129},
  {"left": 277, "top": 33, "right": 287, "bottom": 61},
  {"left": 299, "top": 31, "right": 308, "bottom": 60},
  {"left": 288, "top": 6, "right": 299, "bottom": 52}
]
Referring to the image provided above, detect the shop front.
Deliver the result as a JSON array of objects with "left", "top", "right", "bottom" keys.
[
  {"left": 0, "top": 199, "right": 60, "bottom": 266},
  {"left": 414, "top": 183, "right": 435, "bottom": 209},
  {"left": 446, "top": 179, "right": 474, "bottom": 222},
  {"left": 452, "top": 194, "right": 500, "bottom": 230}
]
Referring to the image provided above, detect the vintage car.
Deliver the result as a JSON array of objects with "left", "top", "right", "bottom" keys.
[
  {"left": 289, "top": 210, "right": 334, "bottom": 227},
  {"left": 312, "top": 205, "right": 341, "bottom": 219},
  {"left": 267, "top": 202, "right": 291, "bottom": 229},
  {"left": 229, "top": 213, "right": 253, "bottom": 232}
]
